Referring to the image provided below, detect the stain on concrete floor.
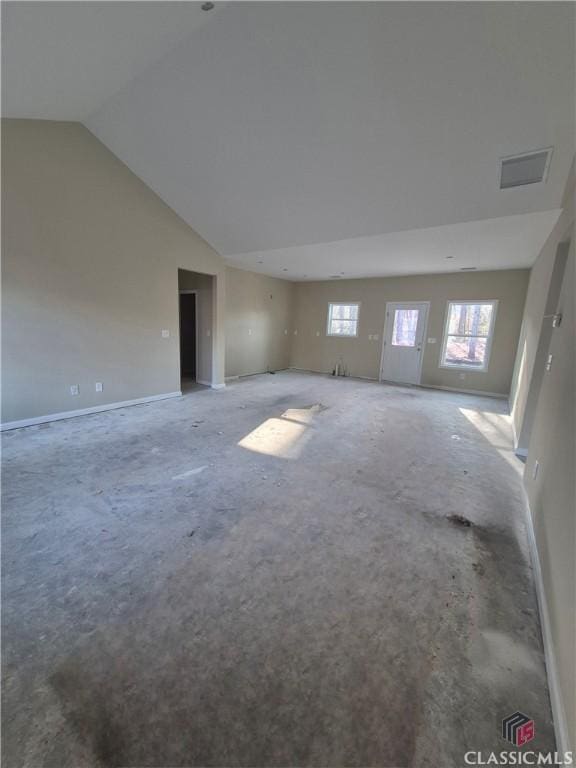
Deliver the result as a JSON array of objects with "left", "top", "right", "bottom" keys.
[{"left": 1, "top": 372, "right": 553, "bottom": 767}]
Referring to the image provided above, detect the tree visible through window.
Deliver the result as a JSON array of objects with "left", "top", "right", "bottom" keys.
[
  {"left": 441, "top": 301, "right": 496, "bottom": 370},
  {"left": 391, "top": 308, "right": 419, "bottom": 346},
  {"left": 327, "top": 303, "right": 359, "bottom": 337}
]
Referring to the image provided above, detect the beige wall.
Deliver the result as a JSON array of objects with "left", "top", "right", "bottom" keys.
[
  {"left": 510, "top": 173, "right": 575, "bottom": 752},
  {"left": 178, "top": 270, "right": 214, "bottom": 385},
  {"left": 291, "top": 270, "right": 529, "bottom": 395},
  {"left": 1, "top": 119, "right": 227, "bottom": 424},
  {"left": 510, "top": 172, "right": 575, "bottom": 450},
  {"left": 225, "top": 267, "right": 294, "bottom": 378}
]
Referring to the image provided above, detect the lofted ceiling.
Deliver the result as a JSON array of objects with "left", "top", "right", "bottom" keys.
[
  {"left": 3, "top": 2, "right": 574, "bottom": 280},
  {"left": 1, "top": 2, "right": 221, "bottom": 120}
]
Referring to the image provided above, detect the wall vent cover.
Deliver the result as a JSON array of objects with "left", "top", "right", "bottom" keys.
[{"left": 500, "top": 148, "right": 553, "bottom": 189}]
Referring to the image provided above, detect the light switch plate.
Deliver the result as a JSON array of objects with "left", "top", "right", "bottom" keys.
[
  {"left": 428, "top": 338, "right": 437, "bottom": 344},
  {"left": 161, "top": 329, "right": 170, "bottom": 338},
  {"left": 95, "top": 382, "right": 103, "bottom": 393},
  {"left": 70, "top": 385, "right": 79, "bottom": 396}
]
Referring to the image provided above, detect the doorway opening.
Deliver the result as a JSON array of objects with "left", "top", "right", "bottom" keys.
[
  {"left": 178, "top": 268, "right": 215, "bottom": 393},
  {"left": 380, "top": 301, "right": 430, "bottom": 385},
  {"left": 179, "top": 291, "right": 197, "bottom": 391}
]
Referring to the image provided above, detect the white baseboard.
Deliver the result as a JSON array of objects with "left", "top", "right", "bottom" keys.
[
  {"left": 289, "top": 366, "right": 378, "bottom": 382},
  {"left": 225, "top": 375, "right": 240, "bottom": 382},
  {"left": 196, "top": 379, "right": 225, "bottom": 389},
  {"left": 420, "top": 383, "right": 508, "bottom": 399},
  {"left": 522, "top": 492, "right": 572, "bottom": 761},
  {"left": 0, "top": 391, "right": 182, "bottom": 432},
  {"left": 289, "top": 368, "right": 507, "bottom": 397}
]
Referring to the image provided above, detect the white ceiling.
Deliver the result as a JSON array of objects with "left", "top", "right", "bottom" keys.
[
  {"left": 2, "top": 2, "right": 221, "bottom": 120},
  {"left": 3, "top": 2, "right": 574, "bottom": 280},
  {"left": 227, "top": 210, "right": 562, "bottom": 281}
]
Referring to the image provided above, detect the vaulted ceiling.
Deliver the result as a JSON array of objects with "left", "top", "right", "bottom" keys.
[{"left": 3, "top": 2, "right": 574, "bottom": 279}]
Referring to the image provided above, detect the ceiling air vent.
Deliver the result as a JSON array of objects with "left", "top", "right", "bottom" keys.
[{"left": 500, "top": 148, "right": 553, "bottom": 189}]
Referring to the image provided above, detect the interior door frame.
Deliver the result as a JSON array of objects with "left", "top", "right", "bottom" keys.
[
  {"left": 178, "top": 289, "right": 199, "bottom": 383},
  {"left": 379, "top": 300, "right": 430, "bottom": 385}
]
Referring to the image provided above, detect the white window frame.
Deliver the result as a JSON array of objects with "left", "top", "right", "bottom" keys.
[
  {"left": 326, "top": 302, "right": 360, "bottom": 338},
  {"left": 439, "top": 300, "right": 498, "bottom": 372}
]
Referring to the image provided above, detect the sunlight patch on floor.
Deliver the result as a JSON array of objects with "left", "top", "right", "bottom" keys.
[
  {"left": 238, "top": 405, "right": 323, "bottom": 459},
  {"left": 458, "top": 407, "right": 523, "bottom": 474}
]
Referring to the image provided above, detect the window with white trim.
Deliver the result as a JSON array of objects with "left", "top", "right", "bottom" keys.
[
  {"left": 327, "top": 303, "right": 359, "bottom": 337},
  {"left": 440, "top": 301, "right": 497, "bottom": 371}
]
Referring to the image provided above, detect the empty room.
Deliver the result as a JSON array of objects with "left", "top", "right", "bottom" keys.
[{"left": 1, "top": 2, "right": 574, "bottom": 767}]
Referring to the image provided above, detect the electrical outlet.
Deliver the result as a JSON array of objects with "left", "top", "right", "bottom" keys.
[
  {"left": 532, "top": 460, "right": 540, "bottom": 480},
  {"left": 248, "top": 329, "right": 252, "bottom": 336},
  {"left": 316, "top": 331, "right": 320, "bottom": 336},
  {"left": 284, "top": 329, "right": 288, "bottom": 335},
  {"left": 95, "top": 382, "right": 103, "bottom": 393},
  {"left": 545, "top": 354, "right": 553, "bottom": 372},
  {"left": 294, "top": 329, "right": 298, "bottom": 335},
  {"left": 69, "top": 385, "right": 80, "bottom": 396},
  {"left": 161, "top": 329, "right": 170, "bottom": 338}
]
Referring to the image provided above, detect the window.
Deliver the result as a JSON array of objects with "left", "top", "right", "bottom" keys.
[
  {"left": 440, "top": 301, "right": 497, "bottom": 371},
  {"left": 327, "top": 303, "right": 359, "bottom": 337},
  {"left": 391, "top": 308, "right": 419, "bottom": 347}
]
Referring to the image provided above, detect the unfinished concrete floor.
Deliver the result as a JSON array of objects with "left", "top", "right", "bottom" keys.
[{"left": 2, "top": 372, "right": 553, "bottom": 767}]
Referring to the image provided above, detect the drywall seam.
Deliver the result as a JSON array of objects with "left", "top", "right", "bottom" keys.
[
  {"left": 522, "top": 490, "right": 572, "bottom": 762},
  {"left": 0, "top": 391, "right": 182, "bottom": 431}
]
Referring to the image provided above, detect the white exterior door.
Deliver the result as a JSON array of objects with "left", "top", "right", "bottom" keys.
[{"left": 380, "top": 302, "right": 429, "bottom": 385}]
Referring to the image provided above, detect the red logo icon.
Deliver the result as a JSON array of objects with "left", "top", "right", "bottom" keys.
[{"left": 502, "top": 712, "right": 535, "bottom": 747}]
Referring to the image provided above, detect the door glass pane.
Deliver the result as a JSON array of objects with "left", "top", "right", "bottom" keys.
[
  {"left": 444, "top": 335, "right": 488, "bottom": 367},
  {"left": 391, "top": 309, "right": 419, "bottom": 347}
]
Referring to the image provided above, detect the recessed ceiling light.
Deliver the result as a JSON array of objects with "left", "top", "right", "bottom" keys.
[
  {"left": 257, "top": 260, "right": 263, "bottom": 264},
  {"left": 201, "top": 2, "right": 215, "bottom": 11},
  {"left": 329, "top": 275, "right": 342, "bottom": 279},
  {"left": 446, "top": 256, "right": 454, "bottom": 260},
  {"left": 460, "top": 267, "right": 477, "bottom": 271},
  {"left": 282, "top": 268, "right": 288, "bottom": 272}
]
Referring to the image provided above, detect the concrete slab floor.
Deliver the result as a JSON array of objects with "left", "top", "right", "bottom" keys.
[{"left": 2, "top": 372, "right": 553, "bottom": 767}]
